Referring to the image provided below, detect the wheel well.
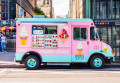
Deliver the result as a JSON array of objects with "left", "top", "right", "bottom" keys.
[
  {"left": 88, "top": 53, "right": 106, "bottom": 63},
  {"left": 21, "top": 51, "right": 42, "bottom": 63}
]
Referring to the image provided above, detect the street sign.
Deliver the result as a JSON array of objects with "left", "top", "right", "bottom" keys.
[{"left": 94, "top": 19, "right": 120, "bottom": 26}]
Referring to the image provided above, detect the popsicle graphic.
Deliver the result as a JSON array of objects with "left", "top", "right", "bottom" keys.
[
  {"left": 59, "top": 29, "right": 69, "bottom": 44},
  {"left": 104, "top": 45, "right": 107, "bottom": 53},
  {"left": 77, "top": 41, "right": 83, "bottom": 55},
  {"left": 19, "top": 25, "right": 28, "bottom": 45}
]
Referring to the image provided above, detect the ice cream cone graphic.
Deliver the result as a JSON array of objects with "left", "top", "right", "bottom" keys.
[
  {"left": 104, "top": 45, "right": 107, "bottom": 53},
  {"left": 77, "top": 42, "right": 83, "bottom": 55},
  {"left": 19, "top": 25, "right": 28, "bottom": 45}
]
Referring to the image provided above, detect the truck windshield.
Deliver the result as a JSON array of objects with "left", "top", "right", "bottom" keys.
[{"left": 90, "top": 27, "right": 98, "bottom": 40}]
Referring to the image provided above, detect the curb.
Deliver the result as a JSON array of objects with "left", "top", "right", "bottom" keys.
[{"left": 0, "top": 61, "right": 25, "bottom": 68}]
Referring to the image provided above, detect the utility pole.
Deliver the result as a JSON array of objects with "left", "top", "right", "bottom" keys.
[
  {"left": 50, "top": 0, "right": 52, "bottom": 18},
  {"left": 8, "top": 0, "right": 10, "bottom": 26}
]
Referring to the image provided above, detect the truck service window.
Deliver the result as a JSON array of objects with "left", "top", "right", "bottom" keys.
[
  {"left": 32, "top": 25, "right": 58, "bottom": 48},
  {"left": 73, "top": 27, "right": 87, "bottom": 40},
  {"left": 44, "top": 26, "right": 58, "bottom": 48},
  {"left": 45, "top": 26, "right": 57, "bottom": 34}
]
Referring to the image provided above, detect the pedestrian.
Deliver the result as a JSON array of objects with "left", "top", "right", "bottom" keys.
[
  {"left": 10, "top": 32, "right": 13, "bottom": 39},
  {"left": 1, "top": 33, "right": 7, "bottom": 54},
  {"left": 0, "top": 32, "right": 2, "bottom": 52}
]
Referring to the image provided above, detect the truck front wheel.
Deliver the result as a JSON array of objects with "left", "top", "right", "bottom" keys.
[
  {"left": 90, "top": 55, "right": 105, "bottom": 69},
  {"left": 25, "top": 55, "right": 40, "bottom": 70}
]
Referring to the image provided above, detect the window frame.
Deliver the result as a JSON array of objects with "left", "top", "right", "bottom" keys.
[
  {"left": 73, "top": 27, "right": 87, "bottom": 41},
  {"left": 31, "top": 25, "right": 58, "bottom": 49},
  {"left": 44, "top": 25, "right": 58, "bottom": 35},
  {"left": 90, "top": 26, "right": 99, "bottom": 41}
]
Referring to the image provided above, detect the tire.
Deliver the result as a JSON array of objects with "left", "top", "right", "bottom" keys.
[
  {"left": 25, "top": 55, "right": 40, "bottom": 70},
  {"left": 90, "top": 55, "right": 105, "bottom": 69}
]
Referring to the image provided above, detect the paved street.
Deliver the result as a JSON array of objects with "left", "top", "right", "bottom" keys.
[
  {"left": 0, "top": 68, "right": 120, "bottom": 83},
  {"left": 0, "top": 52, "right": 120, "bottom": 83},
  {"left": 0, "top": 52, "right": 15, "bottom": 62}
]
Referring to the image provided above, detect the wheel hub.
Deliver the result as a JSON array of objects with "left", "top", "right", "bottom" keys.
[
  {"left": 27, "top": 58, "right": 36, "bottom": 67},
  {"left": 93, "top": 58, "right": 102, "bottom": 67}
]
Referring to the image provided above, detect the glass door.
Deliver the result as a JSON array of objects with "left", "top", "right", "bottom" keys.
[
  {"left": 97, "top": 26, "right": 120, "bottom": 61},
  {"left": 112, "top": 26, "right": 120, "bottom": 60}
]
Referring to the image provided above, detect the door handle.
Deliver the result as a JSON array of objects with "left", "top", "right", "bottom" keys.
[{"left": 87, "top": 41, "right": 89, "bottom": 45}]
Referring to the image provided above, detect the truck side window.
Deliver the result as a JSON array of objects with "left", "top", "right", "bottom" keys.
[
  {"left": 45, "top": 26, "right": 57, "bottom": 34},
  {"left": 90, "top": 27, "right": 96, "bottom": 40},
  {"left": 74, "top": 27, "right": 87, "bottom": 40}
]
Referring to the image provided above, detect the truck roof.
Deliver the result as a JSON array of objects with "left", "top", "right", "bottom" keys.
[{"left": 16, "top": 18, "right": 93, "bottom": 23}]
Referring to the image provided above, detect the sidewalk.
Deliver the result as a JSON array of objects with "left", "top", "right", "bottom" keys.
[
  {"left": 0, "top": 52, "right": 15, "bottom": 62},
  {"left": 0, "top": 52, "right": 25, "bottom": 68}
]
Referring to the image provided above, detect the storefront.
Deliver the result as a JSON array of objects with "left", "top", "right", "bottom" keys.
[
  {"left": 0, "top": 26, "right": 16, "bottom": 51},
  {"left": 94, "top": 19, "right": 120, "bottom": 61}
]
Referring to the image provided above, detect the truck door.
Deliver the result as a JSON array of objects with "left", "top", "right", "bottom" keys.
[
  {"left": 89, "top": 27, "right": 101, "bottom": 54},
  {"left": 71, "top": 26, "right": 89, "bottom": 62}
]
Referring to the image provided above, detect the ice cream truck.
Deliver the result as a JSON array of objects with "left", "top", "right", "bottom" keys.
[{"left": 15, "top": 18, "right": 114, "bottom": 70}]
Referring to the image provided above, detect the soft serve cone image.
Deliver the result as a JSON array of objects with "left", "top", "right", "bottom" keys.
[
  {"left": 77, "top": 42, "right": 83, "bottom": 55},
  {"left": 104, "top": 45, "right": 107, "bottom": 53},
  {"left": 19, "top": 25, "right": 28, "bottom": 45}
]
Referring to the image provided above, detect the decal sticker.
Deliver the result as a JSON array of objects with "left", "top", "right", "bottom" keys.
[
  {"left": 75, "top": 55, "right": 84, "bottom": 60},
  {"left": 77, "top": 41, "right": 83, "bottom": 55},
  {"left": 104, "top": 45, "right": 107, "bottom": 53},
  {"left": 59, "top": 29, "right": 69, "bottom": 44},
  {"left": 19, "top": 25, "right": 28, "bottom": 45},
  {"left": 59, "top": 24, "right": 64, "bottom": 28}
]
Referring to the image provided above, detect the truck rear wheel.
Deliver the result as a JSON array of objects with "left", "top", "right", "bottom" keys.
[
  {"left": 25, "top": 55, "right": 40, "bottom": 70},
  {"left": 90, "top": 55, "right": 104, "bottom": 69}
]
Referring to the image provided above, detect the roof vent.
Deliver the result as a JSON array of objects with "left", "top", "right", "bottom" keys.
[{"left": 33, "top": 15, "right": 45, "bottom": 18}]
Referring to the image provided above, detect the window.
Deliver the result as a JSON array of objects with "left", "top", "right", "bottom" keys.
[
  {"left": 45, "top": 26, "right": 57, "bottom": 34},
  {"left": 73, "top": 27, "right": 87, "bottom": 40},
  {"left": 90, "top": 27, "right": 98, "bottom": 40},
  {"left": 108, "top": 0, "right": 111, "bottom": 19},
  {"left": 47, "top": 0, "right": 49, "bottom": 5},
  {"left": 116, "top": 1, "right": 120, "bottom": 19},
  {"left": 43, "top": 0, "right": 45, "bottom": 5},
  {"left": 100, "top": 1, "right": 106, "bottom": 19},
  {"left": 96, "top": 0, "right": 99, "bottom": 19},
  {"left": 32, "top": 25, "right": 58, "bottom": 48}
]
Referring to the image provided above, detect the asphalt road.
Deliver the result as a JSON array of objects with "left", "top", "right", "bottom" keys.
[
  {"left": 1, "top": 52, "right": 120, "bottom": 83},
  {"left": 0, "top": 67, "right": 120, "bottom": 83}
]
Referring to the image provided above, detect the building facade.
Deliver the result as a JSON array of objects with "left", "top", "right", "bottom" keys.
[
  {"left": 0, "top": 0, "right": 37, "bottom": 27},
  {"left": 0, "top": 0, "right": 37, "bottom": 51},
  {"left": 38, "top": 0, "right": 54, "bottom": 18},
  {"left": 69, "top": 0, "right": 83, "bottom": 19},
  {"left": 69, "top": 0, "right": 120, "bottom": 61}
]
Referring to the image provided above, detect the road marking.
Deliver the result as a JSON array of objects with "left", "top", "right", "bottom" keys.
[
  {"left": 0, "top": 68, "right": 8, "bottom": 76},
  {"left": 0, "top": 68, "right": 7, "bottom": 73}
]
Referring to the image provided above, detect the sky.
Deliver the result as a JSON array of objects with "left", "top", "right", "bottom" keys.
[{"left": 53, "top": 0, "right": 69, "bottom": 17}]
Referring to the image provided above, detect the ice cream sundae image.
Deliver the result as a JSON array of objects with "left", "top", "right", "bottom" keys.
[
  {"left": 104, "top": 45, "right": 107, "bottom": 53},
  {"left": 59, "top": 29, "right": 69, "bottom": 44},
  {"left": 77, "top": 41, "right": 83, "bottom": 55},
  {"left": 19, "top": 25, "right": 28, "bottom": 45}
]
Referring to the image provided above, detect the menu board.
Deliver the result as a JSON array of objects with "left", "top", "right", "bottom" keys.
[
  {"left": 45, "top": 35, "right": 58, "bottom": 48},
  {"left": 32, "top": 35, "right": 44, "bottom": 48},
  {"left": 32, "top": 25, "right": 58, "bottom": 48}
]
